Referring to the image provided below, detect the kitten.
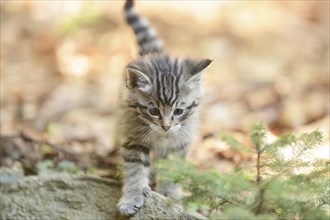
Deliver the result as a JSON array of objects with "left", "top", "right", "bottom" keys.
[{"left": 116, "top": 0, "right": 212, "bottom": 215}]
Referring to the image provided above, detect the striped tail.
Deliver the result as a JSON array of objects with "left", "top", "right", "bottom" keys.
[{"left": 124, "top": 0, "right": 165, "bottom": 56}]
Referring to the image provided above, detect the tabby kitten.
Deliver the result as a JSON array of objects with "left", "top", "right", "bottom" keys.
[{"left": 116, "top": 0, "right": 212, "bottom": 215}]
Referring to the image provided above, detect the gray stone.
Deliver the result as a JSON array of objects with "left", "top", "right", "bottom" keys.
[{"left": 0, "top": 174, "right": 206, "bottom": 220}]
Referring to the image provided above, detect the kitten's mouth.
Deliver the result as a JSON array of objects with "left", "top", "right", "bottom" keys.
[
  {"left": 157, "top": 129, "right": 173, "bottom": 136},
  {"left": 159, "top": 130, "right": 171, "bottom": 134}
]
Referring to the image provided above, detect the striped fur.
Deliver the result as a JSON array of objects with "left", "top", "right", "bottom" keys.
[
  {"left": 117, "top": 0, "right": 212, "bottom": 216},
  {"left": 124, "top": 0, "right": 164, "bottom": 55}
]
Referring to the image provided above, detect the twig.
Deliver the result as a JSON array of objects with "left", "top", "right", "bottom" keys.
[
  {"left": 254, "top": 138, "right": 264, "bottom": 214},
  {"left": 254, "top": 188, "right": 265, "bottom": 214},
  {"left": 1, "top": 131, "right": 94, "bottom": 156},
  {"left": 256, "top": 143, "right": 262, "bottom": 185}
]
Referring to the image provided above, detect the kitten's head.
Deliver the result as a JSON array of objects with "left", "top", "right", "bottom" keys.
[{"left": 125, "top": 54, "right": 212, "bottom": 135}]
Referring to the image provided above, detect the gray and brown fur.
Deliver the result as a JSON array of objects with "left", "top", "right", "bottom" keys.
[
  {"left": 124, "top": 0, "right": 164, "bottom": 55},
  {"left": 117, "top": 0, "right": 212, "bottom": 216}
]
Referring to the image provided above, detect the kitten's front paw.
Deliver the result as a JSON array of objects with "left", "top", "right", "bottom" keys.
[
  {"left": 118, "top": 188, "right": 150, "bottom": 216},
  {"left": 118, "top": 195, "right": 144, "bottom": 215}
]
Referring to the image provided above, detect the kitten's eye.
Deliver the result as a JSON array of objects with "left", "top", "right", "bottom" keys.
[
  {"left": 149, "top": 108, "right": 160, "bottom": 116},
  {"left": 174, "top": 108, "right": 184, "bottom": 116}
]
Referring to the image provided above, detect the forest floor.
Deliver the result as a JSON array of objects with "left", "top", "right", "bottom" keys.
[{"left": 1, "top": 1, "right": 329, "bottom": 178}]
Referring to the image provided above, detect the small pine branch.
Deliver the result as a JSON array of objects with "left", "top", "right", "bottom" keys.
[
  {"left": 156, "top": 123, "right": 328, "bottom": 219},
  {"left": 294, "top": 130, "right": 323, "bottom": 157}
]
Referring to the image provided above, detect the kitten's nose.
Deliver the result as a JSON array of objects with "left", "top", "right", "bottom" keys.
[{"left": 161, "top": 125, "right": 171, "bottom": 131}]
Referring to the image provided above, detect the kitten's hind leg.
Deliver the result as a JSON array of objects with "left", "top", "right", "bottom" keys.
[
  {"left": 155, "top": 181, "right": 183, "bottom": 201},
  {"left": 154, "top": 144, "right": 190, "bottom": 201}
]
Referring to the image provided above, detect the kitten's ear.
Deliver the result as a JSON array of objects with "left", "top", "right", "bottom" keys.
[
  {"left": 190, "top": 58, "right": 213, "bottom": 76},
  {"left": 185, "top": 58, "right": 212, "bottom": 86},
  {"left": 125, "top": 67, "right": 152, "bottom": 92}
]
